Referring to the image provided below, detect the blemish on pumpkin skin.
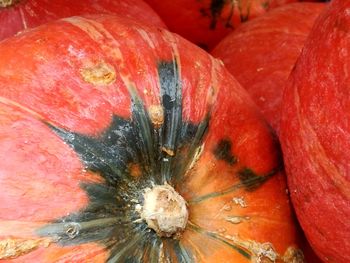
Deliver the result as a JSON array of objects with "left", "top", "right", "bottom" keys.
[
  {"left": 225, "top": 215, "right": 250, "bottom": 224},
  {"left": 282, "top": 247, "right": 304, "bottom": 263},
  {"left": 215, "top": 232, "right": 304, "bottom": 263},
  {"left": 213, "top": 139, "right": 237, "bottom": 165},
  {"left": 162, "top": 146, "right": 175, "bottom": 156},
  {"left": 128, "top": 163, "right": 142, "bottom": 178},
  {"left": 0, "top": 238, "right": 51, "bottom": 259},
  {"left": 148, "top": 105, "right": 164, "bottom": 127},
  {"left": 80, "top": 61, "right": 116, "bottom": 86},
  {"left": 232, "top": 196, "right": 247, "bottom": 208},
  {"left": 217, "top": 234, "right": 278, "bottom": 263}
]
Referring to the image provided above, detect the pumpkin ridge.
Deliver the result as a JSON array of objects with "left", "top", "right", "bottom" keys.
[
  {"left": 188, "top": 221, "right": 251, "bottom": 259},
  {"left": 293, "top": 87, "right": 350, "bottom": 198},
  {"left": 188, "top": 167, "right": 279, "bottom": 204}
]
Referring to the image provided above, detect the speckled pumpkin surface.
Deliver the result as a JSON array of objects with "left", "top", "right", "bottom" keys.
[{"left": 0, "top": 15, "right": 301, "bottom": 262}]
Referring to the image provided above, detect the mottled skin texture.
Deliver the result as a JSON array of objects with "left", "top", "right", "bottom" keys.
[
  {"left": 143, "top": 0, "right": 299, "bottom": 50},
  {"left": 212, "top": 2, "right": 326, "bottom": 133},
  {"left": 0, "top": 0, "right": 165, "bottom": 41},
  {"left": 0, "top": 15, "right": 300, "bottom": 262},
  {"left": 280, "top": 1, "right": 350, "bottom": 262}
]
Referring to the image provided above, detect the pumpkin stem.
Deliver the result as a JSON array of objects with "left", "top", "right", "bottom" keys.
[
  {"left": 0, "top": 0, "right": 20, "bottom": 8},
  {"left": 141, "top": 184, "right": 188, "bottom": 238}
]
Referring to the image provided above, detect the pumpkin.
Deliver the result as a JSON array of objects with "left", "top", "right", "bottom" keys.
[
  {"left": 0, "top": 15, "right": 302, "bottom": 262},
  {"left": 280, "top": 0, "right": 350, "bottom": 262},
  {"left": 143, "top": 0, "right": 299, "bottom": 50},
  {"left": 0, "top": 0, "right": 165, "bottom": 41},
  {"left": 212, "top": 2, "right": 326, "bottom": 133}
]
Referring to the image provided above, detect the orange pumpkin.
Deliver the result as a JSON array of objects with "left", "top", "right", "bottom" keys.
[
  {"left": 0, "top": 0, "right": 165, "bottom": 41},
  {"left": 0, "top": 15, "right": 301, "bottom": 262},
  {"left": 211, "top": 2, "right": 326, "bottom": 133},
  {"left": 143, "top": 0, "right": 299, "bottom": 50}
]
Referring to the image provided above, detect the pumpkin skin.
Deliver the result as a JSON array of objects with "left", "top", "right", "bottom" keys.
[
  {"left": 0, "top": 0, "right": 165, "bottom": 41},
  {"left": 143, "top": 0, "right": 299, "bottom": 50},
  {"left": 280, "top": 0, "right": 350, "bottom": 262},
  {"left": 212, "top": 2, "right": 326, "bottom": 133},
  {"left": 0, "top": 15, "right": 302, "bottom": 262}
]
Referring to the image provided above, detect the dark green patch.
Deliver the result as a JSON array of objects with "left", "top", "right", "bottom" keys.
[
  {"left": 37, "top": 59, "right": 211, "bottom": 262},
  {"left": 213, "top": 139, "right": 237, "bottom": 165},
  {"left": 238, "top": 167, "right": 275, "bottom": 191},
  {"left": 261, "top": 1, "right": 270, "bottom": 10},
  {"left": 209, "top": 0, "right": 226, "bottom": 29},
  {"left": 200, "top": 0, "right": 254, "bottom": 31}
]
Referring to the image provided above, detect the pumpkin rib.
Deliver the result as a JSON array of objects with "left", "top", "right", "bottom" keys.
[
  {"left": 188, "top": 222, "right": 251, "bottom": 259},
  {"left": 189, "top": 168, "right": 277, "bottom": 204},
  {"left": 0, "top": 96, "right": 48, "bottom": 125},
  {"left": 293, "top": 86, "right": 350, "bottom": 198}
]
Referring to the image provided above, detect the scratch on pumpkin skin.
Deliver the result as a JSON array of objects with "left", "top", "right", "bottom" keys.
[
  {"left": 0, "top": 96, "right": 49, "bottom": 125},
  {"left": 19, "top": 6, "right": 28, "bottom": 30},
  {"left": 293, "top": 86, "right": 350, "bottom": 198},
  {"left": 0, "top": 238, "right": 51, "bottom": 259}
]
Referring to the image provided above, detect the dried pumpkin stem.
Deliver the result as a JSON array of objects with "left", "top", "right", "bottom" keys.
[{"left": 141, "top": 184, "right": 188, "bottom": 238}]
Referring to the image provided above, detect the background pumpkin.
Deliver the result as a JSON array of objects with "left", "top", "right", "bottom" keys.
[
  {"left": 142, "top": 0, "right": 301, "bottom": 50},
  {"left": 280, "top": 0, "right": 350, "bottom": 262},
  {"left": 211, "top": 2, "right": 326, "bottom": 133},
  {"left": 0, "top": 14, "right": 302, "bottom": 262},
  {"left": 0, "top": 0, "right": 165, "bottom": 41}
]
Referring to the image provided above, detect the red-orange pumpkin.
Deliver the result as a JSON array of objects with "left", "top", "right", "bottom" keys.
[
  {"left": 280, "top": 0, "right": 350, "bottom": 262},
  {"left": 143, "top": 0, "right": 299, "bottom": 50},
  {"left": 0, "top": 0, "right": 165, "bottom": 41},
  {"left": 0, "top": 15, "right": 301, "bottom": 262},
  {"left": 211, "top": 2, "right": 326, "bottom": 133}
]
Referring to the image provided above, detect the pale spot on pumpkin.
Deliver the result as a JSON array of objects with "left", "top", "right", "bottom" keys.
[
  {"left": 0, "top": 0, "right": 19, "bottom": 8},
  {"left": 232, "top": 196, "right": 247, "bottom": 208},
  {"left": 225, "top": 215, "right": 250, "bottom": 224},
  {"left": 161, "top": 146, "right": 175, "bottom": 156},
  {"left": 249, "top": 242, "right": 277, "bottom": 263},
  {"left": 222, "top": 203, "right": 232, "bottom": 211},
  {"left": 0, "top": 238, "right": 51, "bottom": 259},
  {"left": 282, "top": 247, "right": 304, "bottom": 263},
  {"left": 148, "top": 105, "right": 164, "bottom": 127},
  {"left": 80, "top": 61, "right": 116, "bottom": 86}
]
